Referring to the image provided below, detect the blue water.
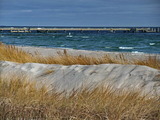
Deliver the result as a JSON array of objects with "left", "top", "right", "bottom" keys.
[{"left": 0, "top": 32, "right": 160, "bottom": 54}]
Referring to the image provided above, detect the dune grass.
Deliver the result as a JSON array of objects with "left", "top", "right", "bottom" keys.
[
  {"left": 0, "top": 43, "right": 160, "bottom": 69},
  {"left": 0, "top": 44, "right": 160, "bottom": 119},
  {"left": 0, "top": 75, "right": 159, "bottom": 120}
]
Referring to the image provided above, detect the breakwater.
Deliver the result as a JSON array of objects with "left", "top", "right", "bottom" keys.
[{"left": 0, "top": 27, "right": 160, "bottom": 33}]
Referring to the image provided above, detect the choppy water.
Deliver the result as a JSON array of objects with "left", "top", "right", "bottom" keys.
[{"left": 0, "top": 32, "right": 160, "bottom": 54}]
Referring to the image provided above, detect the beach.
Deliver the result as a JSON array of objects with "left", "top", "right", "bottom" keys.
[
  {"left": 0, "top": 45, "right": 159, "bottom": 96},
  {"left": 0, "top": 43, "right": 160, "bottom": 119},
  {"left": 1, "top": 0, "right": 160, "bottom": 118}
]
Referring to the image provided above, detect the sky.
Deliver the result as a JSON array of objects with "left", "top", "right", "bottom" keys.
[{"left": 0, "top": 0, "right": 160, "bottom": 27}]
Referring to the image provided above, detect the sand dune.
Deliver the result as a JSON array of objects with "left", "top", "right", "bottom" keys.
[{"left": 1, "top": 60, "right": 160, "bottom": 96}]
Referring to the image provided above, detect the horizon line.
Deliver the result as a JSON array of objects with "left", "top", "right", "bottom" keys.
[{"left": 0, "top": 25, "right": 160, "bottom": 28}]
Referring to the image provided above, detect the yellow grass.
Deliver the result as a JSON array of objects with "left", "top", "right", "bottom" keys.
[
  {"left": 0, "top": 75, "right": 159, "bottom": 120},
  {"left": 0, "top": 44, "right": 160, "bottom": 119},
  {"left": 0, "top": 43, "right": 160, "bottom": 69}
]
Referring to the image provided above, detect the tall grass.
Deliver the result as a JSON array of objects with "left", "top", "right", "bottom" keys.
[
  {"left": 0, "top": 75, "right": 159, "bottom": 120},
  {"left": 0, "top": 43, "right": 34, "bottom": 63},
  {"left": 0, "top": 43, "right": 160, "bottom": 69}
]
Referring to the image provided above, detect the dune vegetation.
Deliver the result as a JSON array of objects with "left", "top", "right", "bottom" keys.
[
  {"left": 0, "top": 43, "right": 160, "bottom": 69},
  {"left": 0, "top": 43, "right": 160, "bottom": 119},
  {"left": 0, "top": 75, "right": 159, "bottom": 120}
]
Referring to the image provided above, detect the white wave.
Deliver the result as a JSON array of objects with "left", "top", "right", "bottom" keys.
[
  {"left": 119, "top": 47, "right": 134, "bottom": 50},
  {"left": 149, "top": 43, "right": 155, "bottom": 46},
  {"left": 81, "top": 36, "right": 89, "bottom": 38},
  {"left": 66, "top": 35, "right": 73, "bottom": 38},
  {"left": 132, "top": 51, "right": 144, "bottom": 54}
]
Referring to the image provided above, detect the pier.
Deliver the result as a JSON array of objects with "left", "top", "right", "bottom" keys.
[{"left": 0, "top": 27, "right": 160, "bottom": 33}]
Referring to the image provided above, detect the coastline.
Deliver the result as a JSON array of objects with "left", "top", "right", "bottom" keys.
[
  {"left": 0, "top": 45, "right": 160, "bottom": 96},
  {"left": 0, "top": 43, "right": 160, "bottom": 119},
  {"left": 17, "top": 45, "right": 160, "bottom": 61},
  {"left": 16, "top": 46, "right": 160, "bottom": 57}
]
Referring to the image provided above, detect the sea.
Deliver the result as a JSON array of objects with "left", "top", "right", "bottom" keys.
[{"left": 0, "top": 27, "right": 160, "bottom": 54}]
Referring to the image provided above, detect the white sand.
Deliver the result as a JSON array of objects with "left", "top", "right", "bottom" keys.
[
  {"left": 0, "top": 61, "right": 160, "bottom": 96},
  {"left": 0, "top": 46, "right": 160, "bottom": 96}
]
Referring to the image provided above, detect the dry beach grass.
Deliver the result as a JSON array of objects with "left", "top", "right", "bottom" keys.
[
  {"left": 0, "top": 43, "right": 160, "bottom": 69},
  {"left": 0, "top": 43, "right": 160, "bottom": 119},
  {"left": 0, "top": 75, "right": 159, "bottom": 120}
]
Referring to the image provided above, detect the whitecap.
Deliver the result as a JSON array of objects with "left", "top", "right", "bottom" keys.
[
  {"left": 132, "top": 51, "right": 144, "bottom": 54},
  {"left": 149, "top": 43, "right": 155, "bottom": 46},
  {"left": 0, "top": 36, "right": 4, "bottom": 38},
  {"left": 66, "top": 35, "right": 73, "bottom": 38},
  {"left": 81, "top": 36, "right": 89, "bottom": 39},
  {"left": 119, "top": 47, "right": 134, "bottom": 50}
]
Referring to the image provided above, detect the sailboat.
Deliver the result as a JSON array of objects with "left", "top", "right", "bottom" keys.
[{"left": 66, "top": 32, "right": 73, "bottom": 37}]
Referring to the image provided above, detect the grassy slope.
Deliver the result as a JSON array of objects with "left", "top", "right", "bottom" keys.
[
  {"left": 0, "top": 76, "right": 159, "bottom": 120},
  {"left": 0, "top": 43, "right": 160, "bottom": 119},
  {"left": 0, "top": 43, "right": 160, "bottom": 69}
]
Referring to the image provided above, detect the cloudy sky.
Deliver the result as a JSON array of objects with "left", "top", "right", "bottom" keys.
[{"left": 0, "top": 0, "right": 160, "bottom": 26}]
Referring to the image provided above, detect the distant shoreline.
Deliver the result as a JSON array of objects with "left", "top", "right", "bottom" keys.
[{"left": 0, "top": 26, "right": 160, "bottom": 33}]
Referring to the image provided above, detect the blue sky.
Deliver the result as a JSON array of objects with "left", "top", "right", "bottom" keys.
[{"left": 0, "top": 0, "right": 160, "bottom": 26}]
